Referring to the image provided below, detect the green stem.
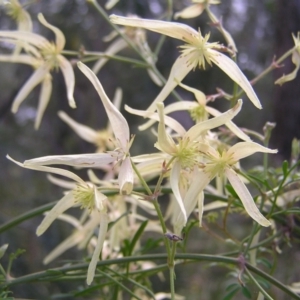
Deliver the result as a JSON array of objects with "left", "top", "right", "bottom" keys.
[{"left": 4, "top": 254, "right": 299, "bottom": 300}]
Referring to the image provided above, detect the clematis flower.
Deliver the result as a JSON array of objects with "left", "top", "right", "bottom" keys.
[
  {"left": 0, "top": 13, "right": 75, "bottom": 128},
  {"left": 275, "top": 32, "right": 300, "bottom": 86},
  {"left": 110, "top": 15, "right": 261, "bottom": 111},
  {"left": 126, "top": 82, "right": 250, "bottom": 141},
  {"left": 154, "top": 99, "right": 243, "bottom": 224},
  {"left": 6, "top": 155, "right": 109, "bottom": 285},
  {"left": 7, "top": 62, "right": 134, "bottom": 195},
  {"left": 186, "top": 141, "right": 277, "bottom": 226},
  {"left": 1, "top": 0, "right": 32, "bottom": 32}
]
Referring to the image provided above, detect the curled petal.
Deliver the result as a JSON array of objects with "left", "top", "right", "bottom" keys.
[
  {"left": 38, "top": 13, "right": 65, "bottom": 51},
  {"left": 87, "top": 212, "right": 109, "bottom": 285},
  {"left": 35, "top": 73, "right": 52, "bottom": 129},
  {"left": 58, "top": 55, "right": 76, "bottom": 108},
  {"left": 174, "top": 4, "right": 205, "bottom": 20},
  {"left": 78, "top": 62, "right": 129, "bottom": 149},
  {"left": 225, "top": 168, "right": 271, "bottom": 227},
  {"left": 209, "top": 50, "right": 262, "bottom": 109},
  {"left": 227, "top": 142, "right": 277, "bottom": 161},
  {"left": 11, "top": 64, "right": 49, "bottom": 113},
  {"left": 147, "top": 54, "right": 194, "bottom": 112},
  {"left": 36, "top": 191, "right": 77, "bottom": 236},
  {"left": 186, "top": 99, "right": 242, "bottom": 141}
]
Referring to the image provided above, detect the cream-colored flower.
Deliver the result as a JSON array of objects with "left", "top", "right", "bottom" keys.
[
  {"left": 110, "top": 15, "right": 261, "bottom": 111},
  {"left": 0, "top": 13, "right": 75, "bottom": 128},
  {"left": 275, "top": 32, "right": 300, "bottom": 86},
  {"left": 154, "top": 99, "right": 243, "bottom": 224},
  {"left": 6, "top": 155, "right": 109, "bottom": 285},
  {"left": 1, "top": 0, "right": 32, "bottom": 31}
]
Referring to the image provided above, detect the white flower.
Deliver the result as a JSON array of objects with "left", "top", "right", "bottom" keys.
[
  {"left": 0, "top": 13, "right": 75, "bottom": 128},
  {"left": 110, "top": 15, "right": 261, "bottom": 111}
]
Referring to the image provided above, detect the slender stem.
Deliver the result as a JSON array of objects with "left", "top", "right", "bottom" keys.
[{"left": 4, "top": 253, "right": 300, "bottom": 300}]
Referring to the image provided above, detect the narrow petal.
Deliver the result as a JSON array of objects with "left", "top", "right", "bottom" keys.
[
  {"left": 58, "top": 111, "right": 99, "bottom": 143},
  {"left": 125, "top": 104, "right": 187, "bottom": 135},
  {"left": 170, "top": 161, "right": 187, "bottom": 224},
  {"left": 58, "top": 55, "right": 76, "bottom": 108},
  {"left": 156, "top": 103, "right": 177, "bottom": 154},
  {"left": 24, "top": 153, "right": 116, "bottom": 168},
  {"left": 0, "top": 54, "right": 39, "bottom": 65},
  {"left": 38, "top": 13, "right": 65, "bottom": 51},
  {"left": 206, "top": 106, "right": 251, "bottom": 141},
  {"left": 36, "top": 191, "right": 77, "bottom": 236},
  {"left": 118, "top": 156, "right": 134, "bottom": 194},
  {"left": 225, "top": 168, "right": 271, "bottom": 227},
  {"left": 109, "top": 15, "right": 198, "bottom": 44},
  {"left": 186, "top": 99, "right": 242, "bottom": 141},
  {"left": 105, "top": 0, "right": 119, "bottom": 9},
  {"left": 147, "top": 54, "right": 194, "bottom": 112},
  {"left": 178, "top": 82, "right": 206, "bottom": 105},
  {"left": 93, "top": 185, "right": 107, "bottom": 211},
  {"left": 87, "top": 212, "right": 109, "bottom": 285},
  {"left": 0, "top": 30, "right": 48, "bottom": 48},
  {"left": 198, "top": 191, "right": 204, "bottom": 227},
  {"left": 78, "top": 62, "right": 129, "bottom": 149},
  {"left": 174, "top": 4, "right": 204, "bottom": 19},
  {"left": 11, "top": 64, "right": 49, "bottom": 113},
  {"left": 35, "top": 73, "right": 52, "bottom": 129},
  {"left": 227, "top": 142, "right": 277, "bottom": 161},
  {"left": 7, "top": 155, "right": 86, "bottom": 184},
  {"left": 209, "top": 50, "right": 262, "bottom": 109}
]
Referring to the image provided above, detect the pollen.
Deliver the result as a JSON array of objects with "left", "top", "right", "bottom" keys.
[{"left": 73, "top": 183, "right": 95, "bottom": 212}]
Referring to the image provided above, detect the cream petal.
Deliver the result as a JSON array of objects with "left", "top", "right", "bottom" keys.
[
  {"left": 0, "top": 30, "right": 48, "bottom": 48},
  {"left": 7, "top": 155, "right": 86, "bottom": 184},
  {"left": 197, "top": 191, "right": 204, "bottom": 227},
  {"left": 170, "top": 161, "right": 187, "bottom": 223},
  {"left": 227, "top": 142, "right": 277, "bottom": 161},
  {"left": 125, "top": 104, "right": 187, "bottom": 135},
  {"left": 147, "top": 54, "right": 194, "bottom": 112},
  {"left": 78, "top": 62, "right": 130, "bottom": 149},
  {"left": 186, "top": 99, "right": 242, "bottom": 141},
  {"left": 118, "top": 156, "right": 134, "bottom": 195},
  {"left": 58, "top": 111, "right": 99, "bottom": 143},
  {"left": 225, "top": 168, "right": 271, "bottom": 227},
  {"left": 156, "top": 103, "right": 177, "bottom": 154},
  {"left": 38, "top": 13, "right": 65, "bottom": 51},
  {"left": 93, "top": 185, "right": 107, "bottom": 211},
  {"left": 58, "top": 55, "right": 76, "bottom": 108},
  {"left": 109, "top": 15, "right": 198, "bottom": 44},
  {"left": 209, "top": 50, "right": 262, "bottom": 109},
  {"left": 24, "top": 153, "right": 116, "bottom": 168},
  {"left": 36, "top": 191, "right": 77, "bottom": 236},
  {"left": 206, "top": 106, "right": 251, "bottom": 141},
  {"left": 174, "top": 4, "right": 204, "bottom": 19},
  {"left": 105, "top": 0, "right": 119, "bottom": 9},
  {"left": 11, "top": 64, "right": 49, "bottom": 113},
  {"left": 87, "top": 212, "right": 109, "bottom": 285},
  {"left": 178, "top": 82, "right": 206, "bottom": 105},
  {"left": 35, "top": 73, "right": 52, "bottom": 129},
  {"left": 0, "top": 54, "right": 39, "bottom": 65}
]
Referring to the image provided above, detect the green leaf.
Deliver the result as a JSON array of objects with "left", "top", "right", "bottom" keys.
[
  {"left": 222, "top": 286, "right": 240, "bottom": 300},
  {"left": 282, "top": 160, "right": 289, "bottom": 177},
  {"left": 241, "top": 286, "right": 252, "bottom": 299},
  {"left": 128, "top": 220, "right": 148, "bottom": 256}
]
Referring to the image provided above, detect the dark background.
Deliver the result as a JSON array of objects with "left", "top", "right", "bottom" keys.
[{"left": 1, "top": 0, "right": 300, "bottom": 298}]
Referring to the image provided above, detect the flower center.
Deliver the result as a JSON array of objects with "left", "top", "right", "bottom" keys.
[
  {"left": 190, "top": 104, "right": 208, "bottom": 123},
  {"left": 73, "top": 183, "right": 95, "bottom": 212},
  {"left": 175, "top": 138, "right": 199, "bottom": 168},
  {"left": 41, "top": 42, "right": 60, "bottom": 70}
]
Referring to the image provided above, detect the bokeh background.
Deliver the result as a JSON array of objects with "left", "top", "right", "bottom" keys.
[{"left": 1, "top": 0, "right": 300, "bottom": 298}]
